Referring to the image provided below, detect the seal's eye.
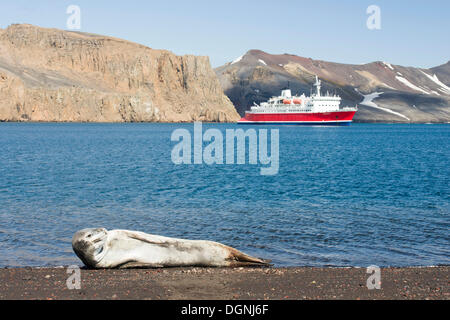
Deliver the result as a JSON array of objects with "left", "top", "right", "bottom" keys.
[{"left": 87, "top": 234, "right": 92, "bottom": 238}]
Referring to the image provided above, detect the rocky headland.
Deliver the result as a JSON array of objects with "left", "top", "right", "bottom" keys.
[{"left": 0, "top": 24, "right": 240, "bottom": 122}]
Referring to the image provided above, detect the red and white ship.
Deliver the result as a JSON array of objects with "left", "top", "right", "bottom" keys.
[{"left": 238, "top": 76, "right": 357, "bottom": 125}]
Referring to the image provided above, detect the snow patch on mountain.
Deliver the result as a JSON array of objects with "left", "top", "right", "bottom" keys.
[
  {"left": 420, "top": 70, "right": 450, "bottom": 95},
  {"left": 231, "top": 55, "right": 244, "bottom": 65},
  {"left": 258, "top": 59, "right": 267, "bottom": 66},
  {"left": 395, "top": 76, "right": 430, "bottom": 95},
  {"left": 358, "top": 91, "right": 410, "bottom": 121},
  {"left": 383, "top": 62, "right": 394, "bottom": 70}
]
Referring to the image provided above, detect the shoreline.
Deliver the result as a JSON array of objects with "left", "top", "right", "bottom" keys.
[
  {"left": 1, "top": 266, "right": 448, "bottom": 300},
  {"left": 1, "top": 121, "right": 449, "bottom": 124}
]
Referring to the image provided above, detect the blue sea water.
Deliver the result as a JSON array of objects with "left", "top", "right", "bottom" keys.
[{"left": 0, "top": 123, "right": 448, "bottom": 267}]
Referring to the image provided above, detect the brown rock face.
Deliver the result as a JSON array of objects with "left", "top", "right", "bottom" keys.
[{"left": 0, "top": 24, "right": 240, "bottom": 122}]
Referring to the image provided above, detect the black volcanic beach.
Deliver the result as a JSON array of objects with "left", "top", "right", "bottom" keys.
[{"left": 0, "top": 266, "right": 448, "bottom": 300}]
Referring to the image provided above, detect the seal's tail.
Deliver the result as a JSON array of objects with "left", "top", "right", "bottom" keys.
[{"left": 227, "top": 247, "right": 272, "bottom": 267}]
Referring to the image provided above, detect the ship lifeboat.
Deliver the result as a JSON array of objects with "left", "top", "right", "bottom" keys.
[{"left": 283, "top": 99, "right": 302, "bottom": 105}]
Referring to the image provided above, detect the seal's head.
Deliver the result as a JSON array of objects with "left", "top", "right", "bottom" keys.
[{"left": 72, "top": 228, "right": 108, "bottom": 268}]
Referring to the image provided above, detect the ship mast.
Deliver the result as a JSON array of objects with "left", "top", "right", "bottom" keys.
[{"left": 314, "top": 75, "right": 321, "bottom": 97}]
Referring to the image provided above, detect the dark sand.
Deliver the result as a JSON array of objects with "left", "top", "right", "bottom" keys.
[{"left": 0, "top": 266, "right": 448, "bottom": 300}]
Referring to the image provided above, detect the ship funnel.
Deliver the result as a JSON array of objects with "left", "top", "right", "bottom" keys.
[{"left": 281, "top": 89, "right": 292, "bottom": 98}]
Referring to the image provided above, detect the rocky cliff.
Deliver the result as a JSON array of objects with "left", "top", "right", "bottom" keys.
[
  {"left": 0, "top": 24, "right": 240, "bottom": 122},
  {"left": 215, "top": 50, "right": 450, "bottom": 123}
]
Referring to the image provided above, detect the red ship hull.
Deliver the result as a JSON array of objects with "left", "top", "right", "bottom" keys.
[{"left": 238, "top": 110, "right": 356, "bottom": 125}]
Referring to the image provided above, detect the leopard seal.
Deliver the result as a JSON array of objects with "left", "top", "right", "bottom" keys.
[{"left": 72, "top": 228, "right": 271, "bottom": 268}]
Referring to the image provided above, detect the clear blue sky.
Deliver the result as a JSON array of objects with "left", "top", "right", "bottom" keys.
[{"left": 0, "top": 0, "right": 448, "bottom": 68}]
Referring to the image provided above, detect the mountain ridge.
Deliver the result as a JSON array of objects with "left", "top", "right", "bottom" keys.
[{"left": 215, "top": 50, "right": 450, "bottom": 123}]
